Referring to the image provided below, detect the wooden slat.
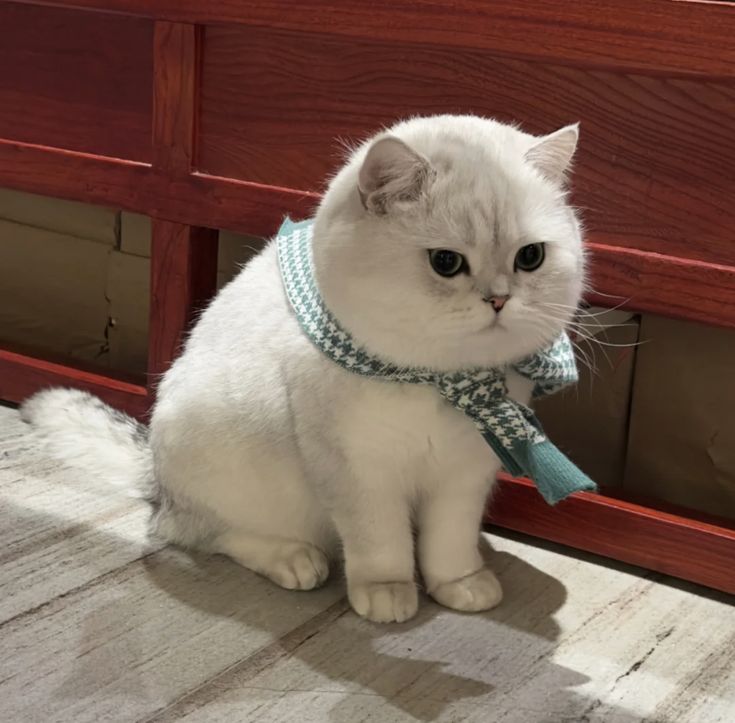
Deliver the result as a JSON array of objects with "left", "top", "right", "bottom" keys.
[
  {"left": 586, "top": 242, "right": 735, "bottom": 328},
  {"left": 187, "top": 172, "right": 320, "bottom": 235},
  {"left": 5, "top": 0, "right": 735, "bottom": 78},
  {"left": 198, "top": 25, "right": 735, "bottom": 267},
  {"left": 0, "top": 140, "right": 733, "bottom": 329},
  {"left": 147, "top": 22, "right": 220, "bottom": 383},
  {"left": 486, "top": 476, "right": 735, "bottom": 596},
  {"left": 153, "top": 21, "right": 199, "bottom": 174},
  {"left": 148, "top": 221, "right": 218, "bottom": 380},
  {"left": 0, "top": 140, "right": 318, "bottom": 238},
  {"left": 0, "top": 3, "right": 153, "bottom": 161},
  {"left": 6, "top": 135, "right": 734, "bottom": 307},
  {"left": 0, "top": 139, "right": 152, "bottom": 207},
  {"left": 0, "top": 348, "right": 149, "bottom": 419}
]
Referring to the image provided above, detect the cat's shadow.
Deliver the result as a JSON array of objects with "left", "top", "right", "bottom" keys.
[
  {"left": 5, "top": 492, "right": 644, "bottom": 723},
  {"left": 139, "top": 538, "right": 638, "bottom": 722}
]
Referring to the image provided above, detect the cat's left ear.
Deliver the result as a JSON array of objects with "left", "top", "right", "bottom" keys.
[
  {"left": 525, "top": 123, "right": 579, "bottom": 183},
  {"left": 358, "top": 136, "right": 433, "bottom": 214}
]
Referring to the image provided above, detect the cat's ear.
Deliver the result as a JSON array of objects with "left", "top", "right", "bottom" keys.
[
  {"left": 525, "top": 123, "right": 579, "bottom": 183},
  {"left": 358, "top": 136, "right": 433, "bottom": 213}
]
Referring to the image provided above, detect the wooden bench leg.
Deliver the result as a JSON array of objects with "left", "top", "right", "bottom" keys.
[{"left": 147, "top": 219, "right": 218, "bottom": 387}]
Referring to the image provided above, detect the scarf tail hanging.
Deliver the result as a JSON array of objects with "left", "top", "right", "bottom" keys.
[
  {"left": 511, "top": 440, "right": 598, "bottom": 505},
  {"left": 476, "top": 414, "right": 597, "bottom": 505}
]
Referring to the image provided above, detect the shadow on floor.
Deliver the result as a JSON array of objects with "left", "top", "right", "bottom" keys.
[
  {"left": 490, "top": 526, "right": 735, "bottom": 607},
  {"left": 139, "top": 542, "right": 640, "bottom": 722},
  {"left": 3, "top": 492, "right": 643, "bottom": 723}
]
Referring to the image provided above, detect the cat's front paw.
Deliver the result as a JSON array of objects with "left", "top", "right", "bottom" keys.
[
  {"left": 429, "top": 568, "right": 503, "bottom": 612},
  {"left": 349, "top": 581, "right": 418, "bottom": 623}
]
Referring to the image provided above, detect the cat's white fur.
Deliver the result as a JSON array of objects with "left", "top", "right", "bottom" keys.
[{"left": 22, "top": 115, "right": 584, "bottom": 623}]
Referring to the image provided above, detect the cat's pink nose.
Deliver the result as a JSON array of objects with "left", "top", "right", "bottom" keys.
[{"left": 487, "top": 295, "right": 510, "bottom": 312}]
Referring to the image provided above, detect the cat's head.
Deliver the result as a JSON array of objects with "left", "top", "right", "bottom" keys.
[{"left": 312, "top": 115, "right": 585, "bottom": 371}]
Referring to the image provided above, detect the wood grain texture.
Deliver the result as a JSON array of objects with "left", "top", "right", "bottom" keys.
[
  {"left": 153, "top": 21, "right": 199, "bottom": 174},
  {"left": 1, "top": 139, "right": 733, "bottom": 330},
  {"left": 148, "top": 220, "right": 218, "bottom": 381},
  {"left": 0, "top": 3, "right": 153, "bottom": 161},
  {"left": 0, "top": 482, "right": 162, "bottom": 625},
  {"left": 487, "top": 476, "right": 735, "bottom": 596},
  {"left": 0, "top": 140, "right": 319, "bottom": 238},
  {"left": 199, "top": 25, "right": 735, "bottom": 267},
  {"left": 0, "top": 348, "right": 149, "bottom": 419},
  {"left": 149, "top": 21, "right": 219, "bottom": 386},
  {"left": 586, "top": 242, "right": 735, "bottom": 327},
  {"left": 6, "top": 0, "right": 735, "bottom": 77}
]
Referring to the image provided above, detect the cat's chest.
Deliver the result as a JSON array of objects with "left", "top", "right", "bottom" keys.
[{"left": 335, "top": 378, "right": 496, "bottom": 469}]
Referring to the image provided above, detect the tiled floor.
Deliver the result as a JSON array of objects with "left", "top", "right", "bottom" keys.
[{"left": 1, "top": 403, "right": 733, "bottom": 722}]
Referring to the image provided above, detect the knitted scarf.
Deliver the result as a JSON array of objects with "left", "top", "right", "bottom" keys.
[{"left": 277, "top": 217, "right": 597, "bottom": 505}]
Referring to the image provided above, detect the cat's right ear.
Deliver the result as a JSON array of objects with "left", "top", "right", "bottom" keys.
[
  {"left": 358, "top": 136, "right": 433, "bottom": 214},
  {"left": 525, "top": 124, "right": 579, "bottom": 183}
]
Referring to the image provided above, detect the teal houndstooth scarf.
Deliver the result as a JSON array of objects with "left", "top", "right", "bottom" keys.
[{"left": 277, "top": 217, "right": 597, "bottom": 505}]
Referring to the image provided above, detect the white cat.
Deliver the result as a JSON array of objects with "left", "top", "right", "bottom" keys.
[{"left": 22, "top": 115, "right": 584, "bottom": 623}]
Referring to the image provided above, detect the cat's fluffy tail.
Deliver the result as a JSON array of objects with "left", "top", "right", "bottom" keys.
[{"left": 20, "top": 388, "right": 156, "bottom": 499}]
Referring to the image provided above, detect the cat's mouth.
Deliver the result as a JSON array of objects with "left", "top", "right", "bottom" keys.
[{"left": 487, "top": 317, "right": 506, "bottom": 331}]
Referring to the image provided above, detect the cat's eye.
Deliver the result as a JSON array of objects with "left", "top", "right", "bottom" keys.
[
  {"left": 514, "top": 243, "right": 545, "bottom": 272},
  {"left": 429, "top": 249, "right": 467, "bottom": 277}
]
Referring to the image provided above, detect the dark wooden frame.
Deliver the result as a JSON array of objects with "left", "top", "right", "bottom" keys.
[{"left": 1, "top": 0, "right": 734, "bottom": 595}]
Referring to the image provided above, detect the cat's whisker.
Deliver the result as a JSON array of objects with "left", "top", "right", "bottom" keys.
[
  {"left": 582, "top": 288, "right": 632, "bottom": 305},
  {"left": 544, "top": 300, "right": 633, "bottom": 320},
  {"left": 581, "top": 339, "right": 645, "bottom": 349},
  {"left": 528, "top": 310, "right": 603, "bottom": 377},
  {"left": 538, "top": 304, "right": 640, "bottom": 342}
]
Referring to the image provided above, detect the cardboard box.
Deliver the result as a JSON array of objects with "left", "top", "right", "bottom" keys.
[
  {"left": 534, "top": 309, "right": 640, "bottom": 490},
  {"left": 120, "top": 213, "right": 262, "bottom": 284},
  {"left": 0, "top": 195, "right": 264, "bottom": 375},
  {"left": 119, "top": 212, "right": 151, "bottom": 258},
  {"left": 218, "top": 230, "right": 263, "bottom": 286},
  {"left": 0, "top": 219, "right": 111, "bottom": 363},
  {"left": 0, "top": 189, "right": 118, "bottom": 246},
  {"left": 109, "top": 224, "right": 263, "bottom": 372},
  {"left": 624, "top": 315, "right": 735, "bottom": 518},
  {"left": 107, "top": 250, "right": 149, "bottom": 374}
]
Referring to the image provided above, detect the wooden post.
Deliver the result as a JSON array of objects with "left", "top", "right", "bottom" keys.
[
  {"left": 148, "top": 20, "right": 218, "bottom": 388},
  {"left": 148, "top": 221, "right": 218, "bottom": 381}
]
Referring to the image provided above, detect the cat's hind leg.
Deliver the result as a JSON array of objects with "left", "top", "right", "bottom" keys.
[
  {"left": 151, "top": 421, "right": 333, "bottom": 590},
  {"left": 214, "top": 530, "right": 330, "bottom": 590}
]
